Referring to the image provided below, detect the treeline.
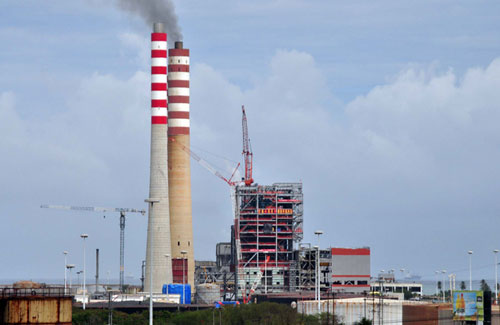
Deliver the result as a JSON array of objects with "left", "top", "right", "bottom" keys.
[{"left": 72, "top": 302, "right": 368, "bottom": 324}]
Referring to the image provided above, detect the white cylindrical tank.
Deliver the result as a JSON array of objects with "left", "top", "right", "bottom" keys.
[{"left": 195, "top": 284, "right": 220, "bottom": 304}]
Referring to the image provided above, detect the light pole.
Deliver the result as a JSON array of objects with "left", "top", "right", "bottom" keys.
[
  {"left": 264, "top": 253, "right": 267, "bottom": 294},
  {"left": 145, "top": 198, "right": 159, "bottom": 325},
  {"left": 468, "top": 251, "right": 473, "bottom": 290},
  {"left": 67, "top": 264, "right": 75, "bottom": 295},
  {"left": 448, "top": 274, "right": 455, "bottom": 302},
  {"left": 494, "top": 249, "right": 499, "bottom": 304},
  {"left": 313, "top": 245, "right": 319, "bottom": 314},
  {"left": 77, "top": 270, "right": 82, "bottom": 290},
  {"left": 435, "top": 271, "right": 440, "bottom": 296},
  {"left": 314, "top": 230, "right": 323, "bottom": 315},
  {"left": 164, "top": 254, "right": 170, "bottom": 297},
  {"left": 181, "top": 250, "right": 187, "bottom": 304},
  {"left": 63, "top": 251, "right": 68, "bottom": 295},
  {"left": 80, "top": 234, "right": 88, "bottom": 310},
  {"left": 441, "top": 270, "right": 446, "bottom": 303}
]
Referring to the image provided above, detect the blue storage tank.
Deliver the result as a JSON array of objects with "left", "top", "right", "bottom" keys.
[{"left": 162, "top": 284, "right": 191, "bottom": 304}]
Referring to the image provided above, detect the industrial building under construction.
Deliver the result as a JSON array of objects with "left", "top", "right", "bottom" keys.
[{"left": 233, "top": 183, "right": 303, "bottom": 299}]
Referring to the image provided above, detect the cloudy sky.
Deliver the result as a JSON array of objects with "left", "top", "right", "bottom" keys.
[{"left": 1, "top": 0, "right": 500, "bottom": 285}]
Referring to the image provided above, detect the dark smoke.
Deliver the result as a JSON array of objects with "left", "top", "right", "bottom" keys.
[{"left": 116, "top": 0, "right": 182, "bottom": 42}]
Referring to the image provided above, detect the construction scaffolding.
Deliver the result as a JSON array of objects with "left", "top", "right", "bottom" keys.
[{"left": 233, "top": 182, "right": 303, "bottom": 298}]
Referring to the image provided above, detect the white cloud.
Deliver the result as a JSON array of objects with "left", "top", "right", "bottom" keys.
[
  {"left": 3, "top": 37, "right": 500, "bottom": 280},
  {"left": 190, "top": 52, "right": 500, "bottom": 277}
]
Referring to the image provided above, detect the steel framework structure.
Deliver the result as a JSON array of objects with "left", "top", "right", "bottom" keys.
[{"left": 233, "top": 182, "right": 303, "bottom": 298}]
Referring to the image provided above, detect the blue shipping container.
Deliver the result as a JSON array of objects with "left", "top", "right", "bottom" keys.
[{"left": 162, "top": 284, "right": 191, "bottom": 304}]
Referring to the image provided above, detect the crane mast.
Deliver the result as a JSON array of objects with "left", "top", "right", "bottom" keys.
[{"left": 242, "top": 105, "right": 254, "bottom": 186}]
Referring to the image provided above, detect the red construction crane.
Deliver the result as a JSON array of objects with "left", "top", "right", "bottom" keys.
[{"left": 242, "top": 105, "right": 254, "bottom": 186}]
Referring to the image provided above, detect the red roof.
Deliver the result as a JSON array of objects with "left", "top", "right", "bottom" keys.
[{"left": 331, "top": 248, "right": 370, "bottom": 256}]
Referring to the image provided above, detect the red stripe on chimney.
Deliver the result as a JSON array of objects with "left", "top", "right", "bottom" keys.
[
  {"left": 151, "top": 50, "right": 167, "bottom": 58},
  {"left": 168, "top": 127, "right": 190, "bottom": 135},
  {"left": 168, "top": 65, "right": 190, "bottom": 72},
  {"left": 168, "top": 96, "right": 189, "bottom": 104},
  {"left": 152, "top": 66, "right": 167, "bottom": 74},
  {"left": 168, "top": 49, "right": 190, "bottom": 56},
  {"left": 151, "top": 33, "right": 167, "bottom": 41},
  {"left": 169, "top": 111, "right": 190, "bottom": 119},
  {"left": 151, "top": 116, "right": 167, "bottom": 124},
  {"left": 151, "top": 83, "right": 167, "bottom": 91},
  {"left": 151, "top": 100, "right": 167, "bottom": 108},
  {"left": 168, "top": 80, "right": 189, "bottom": 88}
]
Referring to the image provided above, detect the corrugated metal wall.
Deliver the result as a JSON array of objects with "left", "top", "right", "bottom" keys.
[
  {"left": 298, "top": 299, "right": 403, "bottom": 324},
  {"left": 297, "top": 299, "right": 457, "bottom": 325},
  {"left": 2, "top": 297, "right": 72, "bottom": 324}
]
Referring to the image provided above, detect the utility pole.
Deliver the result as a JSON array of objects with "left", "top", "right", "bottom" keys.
[
  {"left": 96, "top": 249, "right": 99, "bottom": 293},
  {"left": 141, "top": 260, "right": 146, "bottom": 292}
]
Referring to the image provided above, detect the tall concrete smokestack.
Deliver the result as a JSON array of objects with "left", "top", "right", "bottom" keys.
[
  {"left": 167, "top": 41, "right": 194, "bottom": 290},
  {"left": 144, "top": 22, "right": 173, "bottom": 293}
]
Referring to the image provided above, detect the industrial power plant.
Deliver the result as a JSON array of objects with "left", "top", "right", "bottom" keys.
[
  {"left": 3, "top": 22, "right": 460, "bottom": 325},
  {"left": 137, "top": 22, "right": 374, "bottom": 303}
]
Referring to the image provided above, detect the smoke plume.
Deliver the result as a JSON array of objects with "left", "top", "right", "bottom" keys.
[{"left": 116, "top": 0, "right": 182, "bottom": 42}]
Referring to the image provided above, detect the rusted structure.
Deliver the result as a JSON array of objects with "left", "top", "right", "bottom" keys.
[
  {"left": 167, "top": 40, "right": 194, "bottom": 291},
  {"left": 0, "top": 287, "right": 72, "bottom": 324}
]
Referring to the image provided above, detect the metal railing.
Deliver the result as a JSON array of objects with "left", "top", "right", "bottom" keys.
[{"left": 0, "top": 287, "right": 71, "bottom": 298}]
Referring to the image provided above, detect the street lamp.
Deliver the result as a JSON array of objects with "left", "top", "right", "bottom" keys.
[
  {"left": 66, "top": 264, "right": 75, "bottom": 295},
  {"left": 181, "top": 250, "right": 187, "bottom": 304},
  {"left": 145, "top": 198, "right": 159, "bottom": 325},
  {"left": 448, "top": 274, "right": 455, "bottom": 303},
  {"left": 494, "top": 249, "right": 499, "bottom": 304},
  {"left": 77, "top": 270, "right": 82, "bottom": 290},
  {"left": 468, "top": 251, "right": 473, "bottom": 290},
  {"left": 441, "top": 270, "right": 447, "bottom": 303},
  {"left": 80, "top": 234, "right": 88, "bottom": 310},
  {"left": 435, "top": 271, "right": 440, "bottom": 296},
  {"left": 63, "top": 251, "right": 68, "bottom": 295},
  {"left": 313, "top": 245, "right": 319, "bottom": 314},
  {"left": 314, "top": 230, "right": 323, "bottom": 315},
  {"left": 164, "top": 254, "right": 170, "bottom": 297}
]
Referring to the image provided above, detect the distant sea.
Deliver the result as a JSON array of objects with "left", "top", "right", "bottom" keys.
[
  {"left": 1, "top": 278, "right": 497, "bottom": 296},
  {"left": 418, "top": 279, "right": 496, "bottom": 295}
]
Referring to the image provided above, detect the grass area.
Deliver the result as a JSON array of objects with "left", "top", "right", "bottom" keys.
[{"left": 72, "top": 302, "right": 345, "bottom": 324}]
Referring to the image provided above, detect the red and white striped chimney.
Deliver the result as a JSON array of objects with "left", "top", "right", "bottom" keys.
[
  {"left": 167, "top": 41, "right": 194, "bottom": 290},
  {"left": 168, "top": 42, "right": 190, "bottom": 135},
  {"left": 151, "top": 32, "right": 168, "bottom": 125},
  {"left": 145, "top": 22, "right": 173, "bottom": 293}
]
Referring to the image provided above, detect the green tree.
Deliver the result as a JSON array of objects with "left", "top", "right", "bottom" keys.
[
  {"left": 460, "top": 281, "right": 466, "bottom": 290},
  {"left": 437, "top": 281, "right": 442, "bottom": 291},
  {"left": 354, "top": 317, "right": 372, "bottom": 325},
  {"left": 403, "top": 288, "right": 413, "bottom": 300},
  {"left": 480, "top": 279, "right": 491, "bottom": 292}
]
